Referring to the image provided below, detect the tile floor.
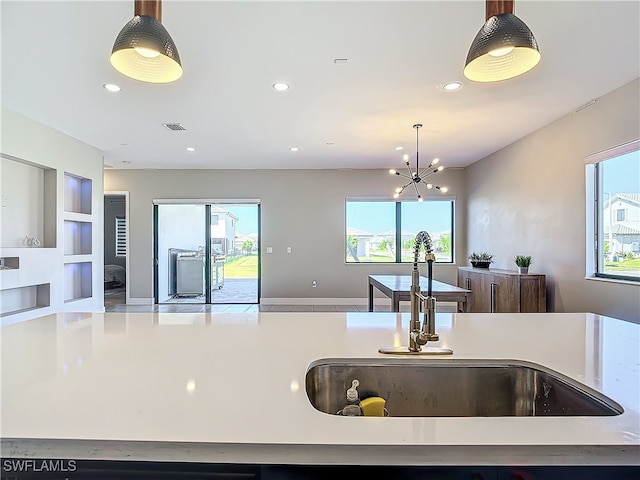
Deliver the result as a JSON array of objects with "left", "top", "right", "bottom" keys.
[{"left": 104, "top": 293, "right": 457, "bottom": 314}]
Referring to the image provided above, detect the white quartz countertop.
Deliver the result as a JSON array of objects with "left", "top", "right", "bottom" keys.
[{"left": 2, "top": 311, "right": 639, "bottom": 466}]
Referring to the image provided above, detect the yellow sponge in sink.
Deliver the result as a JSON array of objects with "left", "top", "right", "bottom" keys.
[{"left": 359, "top": 396, "right": 386, "bottom": 417}]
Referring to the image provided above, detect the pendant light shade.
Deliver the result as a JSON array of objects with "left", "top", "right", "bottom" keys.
[
  {"left": 464, "top": 1, "right": 540, "bottom": 82},
  {"left": 110, "top": 1, "right": 182, "bottom": 83}
]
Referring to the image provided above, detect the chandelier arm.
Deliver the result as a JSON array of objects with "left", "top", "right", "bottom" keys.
[
  {"left": 403, "top": 163, "right": 415, "bottom": 178},
  {"left": 419, "top": 168, "right": 438, "bottom": 178},
  {"left": 413, "top": 180, "right": 422, "bottom": 198},
  {"left": 395, "top": 172, "right": 413, "bottom": 180}
]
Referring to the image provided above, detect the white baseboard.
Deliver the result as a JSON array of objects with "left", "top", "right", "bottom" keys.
[
  {"left": 260, "top": 297, "right": 391, "bottom": 306},
  {"left": 127, "top": 297, "right": 154, "bottom": 305}
]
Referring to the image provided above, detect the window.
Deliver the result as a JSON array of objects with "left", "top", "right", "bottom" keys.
[
  {"left": 115, "top": 216, "right": 126, "bottom": 257},
  {"left": 345, "top": 199, "right": 454, "bottom": 263},
  {"left": 586, "top": 139, "right": 640, "bottom": 282}
]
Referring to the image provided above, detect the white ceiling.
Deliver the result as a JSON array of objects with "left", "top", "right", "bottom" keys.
[{"left": 1, "top": 1, "right": 639, "bottom": 170}]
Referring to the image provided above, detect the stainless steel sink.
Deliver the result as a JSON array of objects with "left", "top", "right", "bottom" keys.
[{"left": 305, "top": 358, "right": 623, "bottom": 417}]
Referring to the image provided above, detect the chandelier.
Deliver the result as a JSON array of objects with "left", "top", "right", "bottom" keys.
[{"left": 390, "top": 124, "right": 448, "bottom": 202}]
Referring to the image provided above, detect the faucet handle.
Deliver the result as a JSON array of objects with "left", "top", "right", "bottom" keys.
[{"left": 346, "top": 379, "right": 360, "bottom": 402}]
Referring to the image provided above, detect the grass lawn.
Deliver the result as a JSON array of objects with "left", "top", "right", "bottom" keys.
[
  {"left": 225, "top": 254, "right": 258, "bottom": 278},
  {"left": 604, "top": 257, "right": 640, "bottom": 274}
]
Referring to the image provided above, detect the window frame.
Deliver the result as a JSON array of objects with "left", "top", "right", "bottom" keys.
[
  {"left": 585, "top": 139, "right": 639, "bottom": 283},
  {"left": 345, "top": 197, "right": 455, "bottom": 264}
]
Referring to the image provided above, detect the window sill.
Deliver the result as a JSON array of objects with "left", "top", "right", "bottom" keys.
[{"left": 584, "top": 276, "right": 640, "bottom": 286}]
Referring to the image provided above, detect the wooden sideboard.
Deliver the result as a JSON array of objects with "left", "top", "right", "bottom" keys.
[{"left": 457, "top": 267, "right": 546, "bottom": 313}]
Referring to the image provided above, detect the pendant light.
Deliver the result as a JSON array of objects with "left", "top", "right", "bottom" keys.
[
  {"left": 110, "top": 0, "right": 182, "bottom": 83},
  {"left": 464, "top": 0, "right": 540, "bottom": 82}
]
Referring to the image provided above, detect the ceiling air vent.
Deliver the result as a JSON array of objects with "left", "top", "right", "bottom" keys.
[{"left": 163, "top": 123, "right": 187, "bottom": 131}]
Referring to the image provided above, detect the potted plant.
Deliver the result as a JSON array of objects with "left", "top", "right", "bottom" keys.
[
  {"left": 514, "top": 255, "right": 532, "bottom": 274},
  {"left": 468, "top": 252, "right": 493, "bottom": 268}
]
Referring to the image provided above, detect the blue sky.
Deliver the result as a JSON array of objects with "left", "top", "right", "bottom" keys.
[
  {"left": 346, "top": 201, "right": 452, "bottom": 235},
  {"left": 603, "top": 150, "right": 640, "bottom": 193},
  {"left": 225, "top": 205, "right": 259, "bottom": 236},
  {"left": 226, "top": 201, "right": 452, "bottom": 237}
]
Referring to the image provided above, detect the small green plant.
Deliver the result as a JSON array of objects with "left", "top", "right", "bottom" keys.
[
  {"left": 514, "top": 255, "right": 532, "bottom": 267},
  {"left": 468, "top": 252, "right": 494, "bottom": 263}
]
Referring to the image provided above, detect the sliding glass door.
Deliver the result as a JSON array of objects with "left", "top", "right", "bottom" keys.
[
  {"left": 154, "top": 202, "right": 260, "bottom": 304},
  {"left": 156, "top": 204, "right": 207, "bottom": 304}
]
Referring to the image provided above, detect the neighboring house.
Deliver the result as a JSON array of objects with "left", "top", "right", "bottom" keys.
[
  {"left": 347, "top": 228, "right": 453, "bottom": 261},
  {"left": 210, "top": 207, "right": 239, "bottom": 254},
  {"left": 603, "top": 194, "right": 640, "bottom": 257},
  {"left": 346, "top": 227, "right": 374, "bottom": 260},
  {"left": 234, "top": 232, "right": 258, "bottom": 254}
]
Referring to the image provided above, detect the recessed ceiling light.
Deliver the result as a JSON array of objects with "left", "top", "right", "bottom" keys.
[
  {"left": 122, "top": 160, "right": 131, "bottom": 164},
  {"left": 334, "top": 58, "right": 348, "bottom": 64},
  {"left": 394, "top": 146, "right": 404, "bottom": 151},
  {"left": 442, "top": 81, "right": 463, "bottom": 92},
  {"left": 103, "top": 83, "right": 121, "bottom": 92},
  {"left": 186, "top": 147, "right": 196, "bottom": 152},
  {"left": 273, "top": 82, "right": 289, "bottom": 91},
  {"left": 289, "top": 147, "right": 299, "bottom": 152}
]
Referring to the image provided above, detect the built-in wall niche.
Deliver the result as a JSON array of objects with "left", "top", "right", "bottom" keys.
[
  {"left": 64, "top": 173, "right": 92, "bottom": 214},
  {"left": 64, "top": 221, "right": 92, "bottom": 255},
  {"left": 0, "top": 257, "right": 19, "bottom": 270},
  {"left": 0, "top": 283, "right": 50, "bottom": 317},
  {"left": 0, "top": 154, "right": 56, "bottom": 248},
  {"left": 64, "top": 262, "right": 92, "bottom": 302}
]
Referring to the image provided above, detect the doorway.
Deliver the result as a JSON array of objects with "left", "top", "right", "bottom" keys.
[
  {"left": 104, "top": 193, "right": 128, "bottom": 307},
  {"left": 154, "top": 201, "right": 260, "bottom": 304}
]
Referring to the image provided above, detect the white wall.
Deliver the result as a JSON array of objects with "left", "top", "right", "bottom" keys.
[
  {"left": 104, "top": 167, "right": 466, "bottom": 302},
  {"left": 0, "top": 107, "right": 104, "bottom": 323},
  {"left": 464, "top": 78, "right": 639, "bottom": 323}
]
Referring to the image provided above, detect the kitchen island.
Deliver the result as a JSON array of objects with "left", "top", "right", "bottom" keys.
[{"left": 1, "top": 311, "right": 639, "bottom": 478}]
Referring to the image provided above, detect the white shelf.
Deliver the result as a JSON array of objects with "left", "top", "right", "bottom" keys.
[
  {"left": 0, "top": 283, "right": 50, "bottom": 317},
  {"left": 64, "top": 220, "right": 92, "bottom": 255},
  {"left": 0, "top": 257, "right": 19, "bottom": 270},
  {"left": 64, "top": 262, "right": 92, "bottom": 302},
  {"left": 63, "top": 211, "right": 92, "bottom": 222},
  {"left": 63, "top": 254, "right": 93, "bottom": 264},
  {"left": 63, "top": 172, "right": 94, "bottom": 305},
  {"left": 64, "top": 173, "right": 92, "bottom": 215}
]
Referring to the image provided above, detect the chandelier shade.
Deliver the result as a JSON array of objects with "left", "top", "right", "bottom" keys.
[
  {"left": 390, "top": 124, "right": 448, "bottom": 202},
  {"left": 464, "top": 1, "right": 540, "bottom": 82},
  {"left": 110, "top": 1, "right": 182, "bottom": 83}
]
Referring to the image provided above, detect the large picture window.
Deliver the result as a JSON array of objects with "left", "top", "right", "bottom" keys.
[
  {"left": 345, "top": 199, "right": 454, "bottom": 263},
  {"left": 586, "top": 140, "right": 640, "bottom": 282}
]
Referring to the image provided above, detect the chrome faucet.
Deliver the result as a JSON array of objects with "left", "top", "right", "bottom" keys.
[
  {"left": 408, "top": 231, "right": 439, "bottom": 352},
  {"left": 379, "top": 231, "right": 452, "bottom": 355}
]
